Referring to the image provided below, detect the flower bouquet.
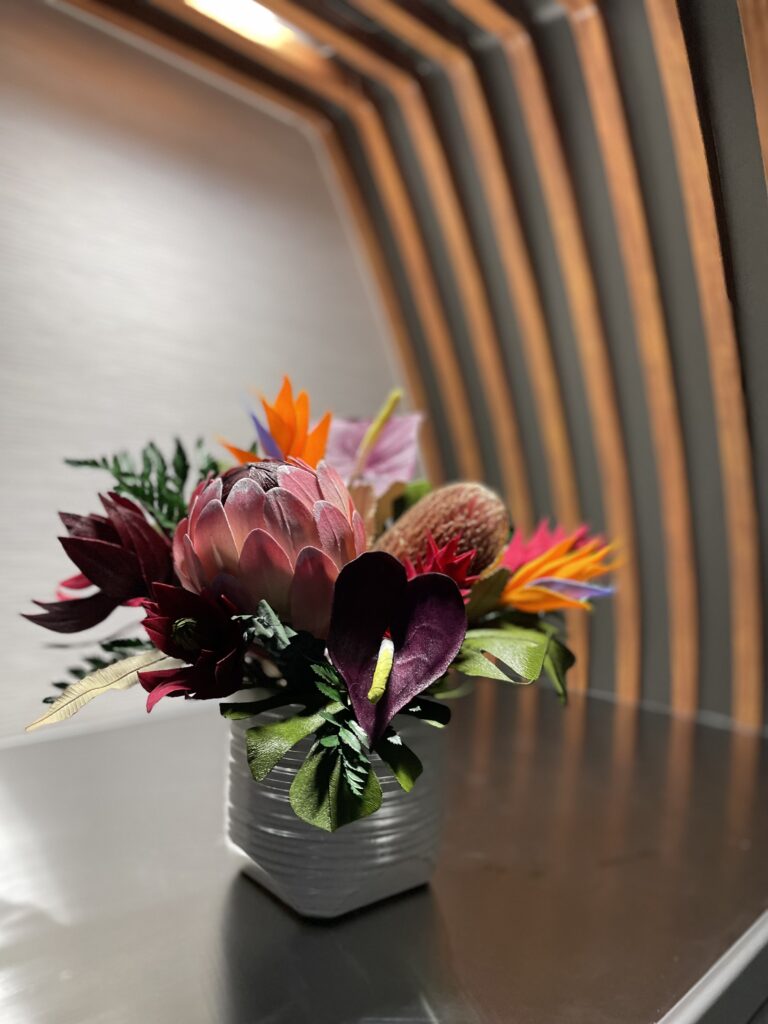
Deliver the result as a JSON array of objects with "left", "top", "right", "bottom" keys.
[{"left": 25, "top": 377, "right": 615, "bottom": 917}]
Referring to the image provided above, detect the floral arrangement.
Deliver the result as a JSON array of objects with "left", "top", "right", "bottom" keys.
[{"left": 25, "top": 378, "right": 615, "bottom": 830}]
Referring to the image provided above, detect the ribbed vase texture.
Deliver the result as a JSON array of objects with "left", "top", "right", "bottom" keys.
[{"left": 227, "top": 715, "right": 444, "bottom": 918}]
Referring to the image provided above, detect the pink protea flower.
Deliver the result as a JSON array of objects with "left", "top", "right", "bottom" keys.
[{"left": 173, "top": 460, "right": 366, "bottom": 639}]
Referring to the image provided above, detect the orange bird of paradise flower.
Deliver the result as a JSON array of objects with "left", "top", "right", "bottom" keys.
[
  {"left": 220, "top": 376, "right": 331, "bottom": 469},
  {"left": 498, "top": 522, "right": 617, "bottom": 614}
]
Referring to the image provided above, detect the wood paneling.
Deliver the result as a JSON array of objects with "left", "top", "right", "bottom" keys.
[
  {"left": 556, "top": 0, "right": 697, "bottom": 714},
  {"left": 643, "top": 0, "right": 763, "bottom": 728},
  {"left": 48, "top": 0, "right": 768, "bottom": 726}
]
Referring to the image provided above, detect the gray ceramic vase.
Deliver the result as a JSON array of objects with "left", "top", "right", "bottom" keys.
[{"left": 227, "top": 714, "right": 445, "bottom": 918}]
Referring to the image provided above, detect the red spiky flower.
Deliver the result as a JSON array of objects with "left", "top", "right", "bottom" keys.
[{"left": 403, "top": 533, "right": 480, "bottom": 599}]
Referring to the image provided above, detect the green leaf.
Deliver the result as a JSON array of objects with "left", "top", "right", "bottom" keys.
[
  {"left": 219, "top": 692, "right": 293, "bottom": 720},
  {"left": 236, "top": 601, "right": 296, "bottom": 652},
  {"left": 172, "top": 438, "right": 189, "bottom": 487},
  {"left": 428, "top": 675, "right": 475, "bottom": 700},
  {"left": 244, "top": 703, "right": 341, "bottom": 781},
  {"left": 392, "top": 479, "right": 432, "bottom": 520},
  {"left": 399, "top": 696, "right": 452, "bottom": 727},
  {"left": 289, "top": 745, "right": 382, "bottom": 831},
  {"left": 26, "top": 650, "right": 179, "bottom": 731},
  {"left": 455, "top": 625, "right": 550, "bottom": 683},
  {"left": 338, "top": 726, "right": 363, "bottom": 752},
  {"left": 542, "top": 635, "right": 574, "bottom": 704},
  {"left": 375, "top": 731, "right": 423, "bottom": 792},
  {"left": 465, "top": 568, "right": 511, "bottom": 622}
]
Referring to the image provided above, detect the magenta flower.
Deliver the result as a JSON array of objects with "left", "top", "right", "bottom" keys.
[
  {"left": 501, "top": 520, "right": 597, "bottom": 575},
  {"left": 325, "top": 413, "right": 421, "bottom": 497},
  {"left": 25, "top": 493, "right": 174, "bottom": 633},
  {"left": 173, "top": 460, "right": 366, "bottom": 639},
  {"left": 327, "top": 552, "right": 466, "bottom": 742}
]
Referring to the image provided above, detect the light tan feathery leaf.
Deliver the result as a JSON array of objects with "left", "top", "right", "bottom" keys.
[{"left": 26, "top": 650, "right": 183, "bottom": 732}]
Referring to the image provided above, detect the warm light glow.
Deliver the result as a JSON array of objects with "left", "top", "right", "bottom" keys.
[{"left": 185, "top": 0, "right": 295, "bottom": 48}]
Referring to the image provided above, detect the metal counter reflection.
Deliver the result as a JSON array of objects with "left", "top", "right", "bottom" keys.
[{"left": 219, "top": 876, "right": 481, "bottom": 1023}]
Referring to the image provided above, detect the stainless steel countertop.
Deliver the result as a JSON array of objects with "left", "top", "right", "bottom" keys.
[{"left": 2, "top": 683, "right": 767, "bottom": 1023}]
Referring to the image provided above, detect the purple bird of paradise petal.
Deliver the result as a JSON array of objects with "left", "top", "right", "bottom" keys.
[
  {"left": 327, "top": 551, "right": 466, "bottom": 742},
  {"left": 532, "top": 577, "right": 615, "bottom": 601},
  {"left": 250, "top": 412, "right": 284, "bottom": 460}
]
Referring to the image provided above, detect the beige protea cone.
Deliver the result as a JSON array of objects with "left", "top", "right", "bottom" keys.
[{"left": 374, "top": 482, "right": 510, "bottom": 573}]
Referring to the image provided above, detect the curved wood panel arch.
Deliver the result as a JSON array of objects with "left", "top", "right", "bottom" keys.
[
  {"left": 257, "top": 0, "right": 511, "bottom": 494},
  {"left": 595, "top": 0, "right": 735, "bottom": 724},
  {"left": 446, "top": 0, "right": 640, "bottom": 700},
  {"left": 642, "top": 0, "right": 763, "bottom": 728},
  {"left": 153, "top": 0, "right": 495, "bottom": 490},
  {"left": 554, "top": 0, "right": 697, "bottom": 715},
  {"left": 348, "top": 0, "right": 582, "bottom": 534},
  {"left": 252, "top": 7, "right": 593, "bottom": 682}
]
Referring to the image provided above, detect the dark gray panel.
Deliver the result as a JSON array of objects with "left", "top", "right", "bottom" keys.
[
  {"left": 501, "top": 0, "right": 671, "bottom": 704},
  {"left": 677, "top": 0, "right": 768, "bottom": 723},
  {"left": 599, "top": 0, "right": 732, "bottom": 715}
]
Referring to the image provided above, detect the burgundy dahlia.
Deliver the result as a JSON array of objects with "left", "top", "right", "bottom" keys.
[
  {"left": 139, "top": 583, "right": 245, "bottom": 710},
  {"left": 25, "top": 493, "right": 174, "bottom": 633}
]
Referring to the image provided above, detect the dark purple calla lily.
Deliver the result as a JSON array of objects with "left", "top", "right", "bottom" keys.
[{"left": 327, "top": 552, "right": 466, "bottom": 743}]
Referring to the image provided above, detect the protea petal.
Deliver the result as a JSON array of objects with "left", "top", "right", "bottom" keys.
[
  {"left": 262, "top": 488, "right": 319, "bottom": 563},
  {"left": 352, "top": 509, "right": 367, "bottom": 556},
  {"left": 314, "top": 500, "right": 355, "bottom": 569},
  {"left": 316, "top": 461, "right": 353, "bottom": 517},
  {"left": 238, "top": 528, "right": 293, "bottom": 615},
  {"left": 277, "top": 463, "right": 323, "bottom": 507},
  {"left": 189, "top": 478, "right": 222, "bottom": 536},
  {"left": 173, "top": 517, "right": 190, "bottom": 582},
  {"left": 289, "top": 546, "right": 338, "bottom": 638},
  {"left": 193, "top": 499, "right": 239, "bottom": 579},
  {"left": 224, "top": 478, "right": 266, "bottom": 550},
  {"left": 182, "top": 534, "right": 207, "bottom": 592}
]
